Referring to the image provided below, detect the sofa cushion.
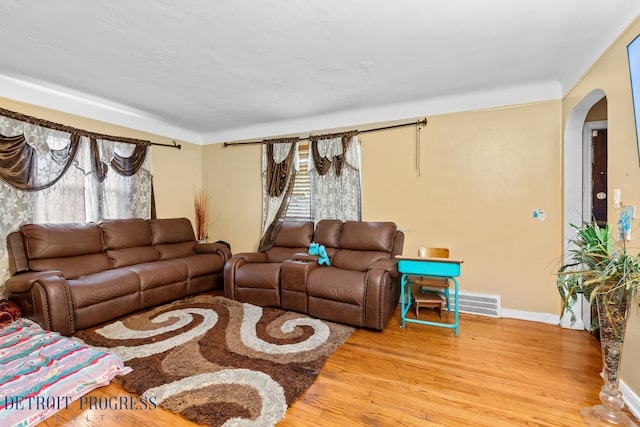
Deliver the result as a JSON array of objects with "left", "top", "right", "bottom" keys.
[
  {"left": 174, "top": 254, "right": 225, "bottom": 278},
  {"left": 99, "top": 218, "right": 160, "bottom": 268},
  {"left": 313, "top": 219, "right": 343, "bottom": 248},
  {"left": 29, "top": 254, "right": 112, "bottom": 280},
  {"left": 148, "top": 218, "right": 196, "bottom": 244},
  {"left": 105, "top": 246, "right": 161, "bottom": 269},
  {"left": 68, "top": 269, "right": 140, "bottom": 309},
  {"left": 307, "top": 267, "right": 366, "bottom": 306},
  {"left": 126, "top": 260, "right": 187, "bottom": 290},
  {"left": 99, "top": 218, "right": 153, "bottom": 249},
  {"left": 20, "top": 222, "right": 111, "bottom": 279},
  {"left": 264, "top": 221, "right": 314, "bottom": 263},
  {"left": 273, "top": 221, "right": 314, "bottom": 248},
  {"left": 154, "top": 241, "right": 196, "bottom": 260},
  {"left": 338, "top": 221, "right": 397, "bottom": 252},
  {"left": 235, "top": 263, "right": 282, "bottom": 290},
  {"left": 331, "top": 249, "right": 391, "bottom": 272},
  {"left": 21, "top": 223, "right": 103, "bottom": 259}
]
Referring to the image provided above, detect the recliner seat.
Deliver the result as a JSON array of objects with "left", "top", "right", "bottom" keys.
[{"left": 224, "top": 220, "right": 404, "bottom": 330}]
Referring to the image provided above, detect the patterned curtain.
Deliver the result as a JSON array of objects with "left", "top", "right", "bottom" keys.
[
  {"left": 308, "top": 131, "right": 361, "bottom": 222},
  {"left": 259, "top": 138, "right": 298, "bottom": 251},
  {"left": 0, "top": 113, "right": 153, "bottom": 298}
]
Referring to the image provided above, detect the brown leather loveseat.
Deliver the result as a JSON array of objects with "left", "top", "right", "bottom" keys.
[
  {"left": 4, "top": 217, "right": 231, "bottom": 335},
  {"left": 224, "top": 220, "right": 404, "bottom": 330}
]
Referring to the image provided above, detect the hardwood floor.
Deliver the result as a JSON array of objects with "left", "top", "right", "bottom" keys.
[{"left": 39, "top": 308, "right": 635, "bottom": 427}]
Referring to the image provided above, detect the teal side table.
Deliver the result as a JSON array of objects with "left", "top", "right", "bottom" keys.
[{"left": 396, "top": 255, "right": 463, "bottom": 336}]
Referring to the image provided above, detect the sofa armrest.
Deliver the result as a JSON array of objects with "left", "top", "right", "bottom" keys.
[
  {"left": 28, "top": 276, "right": 75, "bottom": 336},
  {"left": 194, "top": 242, "right": 232, "bottom": 262},
  {"left": 281, "top": 260, "right": 321, "bottom": 313},
  {"left": 364, "top": 259, "right": 401, "bottom": 330},
  {"left": 369, "top": 258, "right": 399, "bottom": 279},
  {"left": 230, "top": 252, "right": 267, "bottom": 263},
  {"left": 290, "top": 252, "right": 320, "bottom": 263},
  {"left": 223, "top": 252, "right": 268, "bottom": 300},
  {"left": 5, "top": 270, "right": 64, "bottom": 294}
]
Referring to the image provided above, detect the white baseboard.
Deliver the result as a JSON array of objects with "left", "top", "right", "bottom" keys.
[
  {"left": 621, "top": 380, "right": 640, "bottom": 422},
  {"left": 500, "top": 308, "right": 560, "bottom": 325}
]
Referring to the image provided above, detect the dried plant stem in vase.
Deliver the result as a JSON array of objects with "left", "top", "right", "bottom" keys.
[{"left": 194, "top": 187, "right": 210, "bottom": 242}]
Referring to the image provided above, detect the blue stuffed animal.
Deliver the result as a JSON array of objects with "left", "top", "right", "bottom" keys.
[
  {"left": 308, "top": 242, "right": 330, "bottom": 266},
  {"left": 317, "top": 244, "right": 330, "bottom": 266},
  {"left": 308, "top": 242, "right": 320, "bottom": 256}
]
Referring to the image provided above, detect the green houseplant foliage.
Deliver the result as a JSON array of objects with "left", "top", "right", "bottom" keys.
[{"left": 557, "top": 221, "right": 640, "bottom": 332}]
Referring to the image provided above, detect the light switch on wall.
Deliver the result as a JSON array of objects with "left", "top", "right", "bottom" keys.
[{"left": 614, "top": 189, "right": 621, "bottom": 208}]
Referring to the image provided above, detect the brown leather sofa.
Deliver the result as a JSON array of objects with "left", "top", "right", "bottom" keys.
[
  {"left": 4, "top": 217, "right": 231, "bottom": 336},
  {"left": 224, "top": 220, "right": 404, "bottom": 330}
]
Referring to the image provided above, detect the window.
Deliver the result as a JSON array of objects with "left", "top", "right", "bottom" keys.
[
  {"left": 282, "top": 135, "right": 362, "bottom": 223},
  {"left": 284, "top": 143, "right": 312, "bottom": 221}
]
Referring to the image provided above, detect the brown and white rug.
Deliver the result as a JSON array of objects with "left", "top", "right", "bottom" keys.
[{"left": 74, "top": 295, "right": 354, "bottom": 427}]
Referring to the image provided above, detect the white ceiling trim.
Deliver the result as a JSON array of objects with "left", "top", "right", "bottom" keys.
[{"left": 0, "top": 73, "right": 203, "bottom": 144}]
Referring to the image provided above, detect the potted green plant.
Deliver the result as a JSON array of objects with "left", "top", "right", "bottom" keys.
[{"left": 557, "top": 220, "right": 640, "bottom": 426}]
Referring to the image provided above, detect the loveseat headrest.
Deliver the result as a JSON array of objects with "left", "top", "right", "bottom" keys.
[
  {"left": 273, "top": 221, "right": 314, "bottom": 248},
  {"left": 338, "top": 221, "right": 397, "bottom": 252},
  {"left": 313, "top": 219, "right": 343, "bottom": 248}
]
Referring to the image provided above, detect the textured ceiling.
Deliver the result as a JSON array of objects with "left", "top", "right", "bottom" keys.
[{"left": 1, "top": 0, "right": 639, "bottom": 144}]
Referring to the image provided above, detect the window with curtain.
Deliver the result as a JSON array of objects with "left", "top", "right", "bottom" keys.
[
  {"left": 278, "top": 131, "right": 362, "bottom": 224},
  {"left": 307, "top": 131, "right": 361, "bottom": 222},
  {"left": 0, "top": 113, "right": 153, "bottom": 297}
]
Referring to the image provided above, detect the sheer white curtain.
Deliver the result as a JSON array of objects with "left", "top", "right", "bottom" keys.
[
  {"left": 0, "top": 116, "right": 153, "bottom": 297},
  {"left": 31, "top": 138, "right": 153, "bottom": 223},
  {"left": 308, "top": 134, "right": 361, "bottom": 222}
]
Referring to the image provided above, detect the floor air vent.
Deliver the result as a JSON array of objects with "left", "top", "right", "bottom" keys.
[{"left": 449, "top": 291, "right": 501, "bottom": 318}]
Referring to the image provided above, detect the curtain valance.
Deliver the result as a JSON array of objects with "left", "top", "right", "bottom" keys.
[
  {"left": 0, "top": 133, "right": 80, "bottom": 191},
  {"left": 0, "top": 109, "right": 150, "bottom": 190},
  {"left": 309, "top": 130, "right": 358, "bottom": 176}
]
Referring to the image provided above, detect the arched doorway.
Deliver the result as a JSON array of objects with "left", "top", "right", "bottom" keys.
[{"left": 562, "top": 88, "right": 607, "bottom": 329}]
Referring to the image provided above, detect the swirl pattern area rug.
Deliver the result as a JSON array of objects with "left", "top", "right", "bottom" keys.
[{"left": 74, "top": 295, "right": 354, "bottom": 426}]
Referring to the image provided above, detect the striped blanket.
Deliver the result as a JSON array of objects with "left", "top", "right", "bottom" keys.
[{"left": 0, "top": 318, "right": 131, "bottom": 427}]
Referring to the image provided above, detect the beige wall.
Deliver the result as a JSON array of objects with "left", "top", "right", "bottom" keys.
[
  {"left": 361, "top": 103, "right": 563, "bottom": 313},
  {"left": 0, "top": 96, "right": 203, "bottom": 224},
  {"left": 202, "top": 142, "right": 263, "bottom": 249},
  {"left": 562, "top": 16, "right": 640, "bottom": 398}
]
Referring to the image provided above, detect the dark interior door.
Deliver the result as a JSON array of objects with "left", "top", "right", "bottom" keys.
[{"left": 591, "top": 128, "right": 608, "bottom": 225}]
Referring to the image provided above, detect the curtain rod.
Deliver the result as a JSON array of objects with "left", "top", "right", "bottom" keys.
[
  {"left": 222, "top": 118, "right": 428, "bottom": 147},
  {"left": 0, "top": 107, "right": 181, "bottom": 149}
]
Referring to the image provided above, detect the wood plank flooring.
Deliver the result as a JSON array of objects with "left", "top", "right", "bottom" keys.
[{"left": 38, "top": 307, "right": 636, "bottom": 427}]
